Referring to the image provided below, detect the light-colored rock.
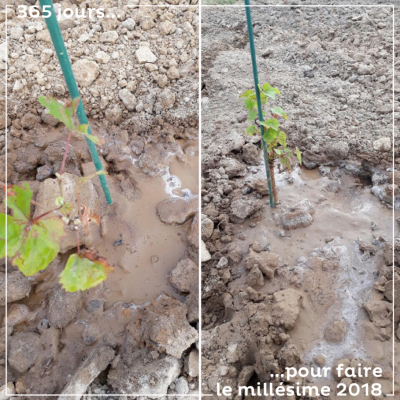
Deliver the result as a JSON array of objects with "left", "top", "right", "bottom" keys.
[
  {"left": 158, "top": 88, "right": 175, "bottom": 110},
  {"left": 72, "top": 59, "right": 99, "bottom": 87},
  {"left": 175, "top": 377, "right": 189, "bottom": 394},
  {"left": 129, "top": 294, "right": 198, "bottom": 358},
  {"left": 230, "top": 198, "right": 263, "bottom": 220},
  {"left": 100, "top": 31, "right": 119, "bottom": 44},
  {"left": 201, "top": 215, "right": 214, "bottom": 241},
  {"left": 220, "top": 158, "right": 246, "bottom": 178},
  {"left": 95, "top": 51, "right": 110, "bottom": 64},
  {"left": 170, "top": 258, "right": 198, "bottom": 293},
  {"left": 325, "top": 320, "right": 347, "bottom": 343},
  {"left": 136, "top": 47, "right": 157, "bottom": 64},
  {"left": 34, "top": 173, "right": 98, "bottom": 253},
  {"left": 187, "top": 213, "right": 199, "bottom": 249},
  {"left": 373, "top": 137, "right": 391, "bottom": 152},
  {"left": 272, "top": 289, "right": 302, "bottom": 330},
  {"left": 314, "top": 354, "right": 326, "bottom": 367},
  {"left": 364, "top": 300, "right": 392, "bottom": 328},
  {"left": 122, "top": 18, "right": 136, "bottom": 31},
  {"left": 156, "top": 196, "right": 198, "bottom": 225},
  {"left": 59, "top": 346, "right": 115, "bottom": 399},
  {"left": 184, "top": 349, "right": 199, "bottom": 377},
  {"left": 201, "top": 241, "right": 211, "bottom": 262},
  {"left": 108, "top": 353, "right": 181, "bottom": 398},
  {"left": 119, "top": 89, "right": 137, "bottom": 111},
  {"left": 0, "top": 382, "right": 16, "bottom": 399},
  {"left": 246, "top": 266, "right": 264, "bottom": 288}
]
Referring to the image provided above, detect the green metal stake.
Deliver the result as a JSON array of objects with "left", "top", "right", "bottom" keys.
[
  {"left": 38, "top": 0, "right": 113, "bottom": 205},
  {"left": 244, "top": 0, "right": 275, "bottom": 208}
]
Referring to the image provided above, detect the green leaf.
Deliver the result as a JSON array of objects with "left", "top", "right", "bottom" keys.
[
  {"left": 0, "top": 214, "right": 8, "bottom": 258},
  {"left": 274, "top": 149, "right": 282, "bottom": 156},
  {"left": 277, "top": 131, "right": 287, "bottom": 147},
  {"left": 38, "top": 96, "right": 78, "bottom": 131},
  {"left": 260, "top": 92, "right": 268, "bottom": 105},
  {"left": 248, "top": 110, "right": 257, "bottom": 121},
  {"left": 295, "top": 147, "right": 302, "bottom": 164},
  {"left": 11, "top": 218, "right": 65, "bottom": 276},
  {"left": 77, "top": 125, "right": 102, "bottom": 146},
  {"left": 270, "top": 106, "right": 287, "bottom": 120},
  {"left": 244, "top": 98, "right": 256, "bottom": 112},
  {"left": 2, "top": 215, "right": 24, "bottom": 258},
  {"left": 60, "top": 253, "right": 112, "bottom": 292},
  {"left": 261, "top": 118, "right": 280, "bottom": 131},
  {"left": 245, "top": 125, "right": 256, "bottom": 136},
  {"left": 262, "top": 128, "right": 277, "bottom": 142},
  {"left": 260, "top": 83, "right": 280, "bottom": 99},
  {"left": 240, "top": 89, "right": 255, "bottom": 99},
  {"left": 6, "top": 183, "right": 32, "bottom": 221}
]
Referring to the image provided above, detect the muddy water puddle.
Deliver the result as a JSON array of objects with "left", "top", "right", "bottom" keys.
[
  {"left": 94, "top": 152, "right": 198, "bottom": 306},
  {"left": 234, "top": 164, "right": 394, "bottom": 377},
  {"left": 25, "top": 126, "right": 199, "bottom": 308}
]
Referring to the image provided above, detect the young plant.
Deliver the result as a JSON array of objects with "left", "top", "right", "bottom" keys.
[
  {"left": 0, "top": 96, "right": 112, "bottom": 292},
  {"left": 240, "top": 83, "right": 301, "bottom": 202}
]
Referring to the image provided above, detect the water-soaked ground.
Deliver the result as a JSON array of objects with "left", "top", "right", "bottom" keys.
[
  {"left": 7, "top": 120, "right": 199, "bottom": 394},
  {"left": 227, "top": 162, "right": 396, "bottom": 398}
]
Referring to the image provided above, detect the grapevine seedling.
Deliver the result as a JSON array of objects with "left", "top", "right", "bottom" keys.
[
  {"left": 240, "top": 83, "right": 301, "bottom": 201},
  {"left": 0, "top": 96, "right": 112, "bottom": 292}
]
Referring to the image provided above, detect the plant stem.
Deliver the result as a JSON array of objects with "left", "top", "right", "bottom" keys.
[
  {"left": 60, "top": 130, "right": 72, "bottom": 175},
  {"left": 268, "top": 159, "right": 278, "bottom": 203}
]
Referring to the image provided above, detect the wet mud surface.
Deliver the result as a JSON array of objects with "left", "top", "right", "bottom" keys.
[
  {"left": 201, "top": 5, "right": 399, "bottom": 400},
  {"left": 0, "top": 1, "right": 200, "bottom": 397}
]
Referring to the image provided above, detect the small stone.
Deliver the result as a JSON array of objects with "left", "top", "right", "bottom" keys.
[
  {"left": 21, "top": 112, "right": 41, "bottom": 129},
  {"left": 243, "top": 143, "right": 260, "bottom": 165},
  {"left": 167, "top": 66, "right": 180, "bottom": 80},
  {"left": 100, "top": 31, "right": 119, "bottom": 44},
  {"left": 201, "top": 241, "right": 211, "bottom": 262},
  {"left": 373, "top": 137, "right": 391, "bottom": 152},
  {"left": 281, "top": 209, "right": 313, "bottom": 230},
  {"left": 159, "top": 21, "right": 173, "bottom": 35},
  {"left": 95, "top": 51, "right": 110, "bottom": 64},
  {"left": 201, "top": 215, "right": 214, "bottom": 241},
  {"left": 140, "top": 16, "right": 154, "bottom": 30},
  {"left": 170, "top": 258, "right": 197, "bottom": 293},
  {"left": 158, "top": 88, "right": 175, "bottom": 110},
  {"left": 8, "top": 332, "right": 41, "bottom": 373},
  {"left": 72, "top": 59, "right": 99, "bottom": 87},
  {"left": 325, "top": 320, "right": 347, "bottom": 343},
  {"left": 2, "top": 271, "right": 31, "bottom": 305},
  {"left": 175, "top": 377, "right": 189, "bottom": 395},
  {"left": 36, "top": 165, "right": 53, "bottom": 182},
  {"left": 184, "top": 349, "right": 199, "bottom": 377},
  {"left": 86, "top": 299, "right": 104, "bottom": 314},
  {"left": 136, "top": 47, "right": 157, "bottom": 64},
  {"left": 119, "top": 89, "right": 137, "bottom": 111},
  {"left": 358, "top": 64, "right": 375, "bottom": 75},
  {"left": 4, "top": 304, "right": 30, "bottom": 327},
  {"left": 48, "top": 286, "right": 82, "bottom": 328},
  {"left": 314, "top": 354, "right": 326, "bottom": 367},
  {"left": 246, "top": 266, "right": 264, "bottom": 287},
  {"left": 60, "top": 346, "right": 115, "bottom": 397},
  {"left": 10, "top": 27, "right": 23, "bottom": 40},
  {"left": 122, "top": 18, "right": 136, "bottom": 31}
]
